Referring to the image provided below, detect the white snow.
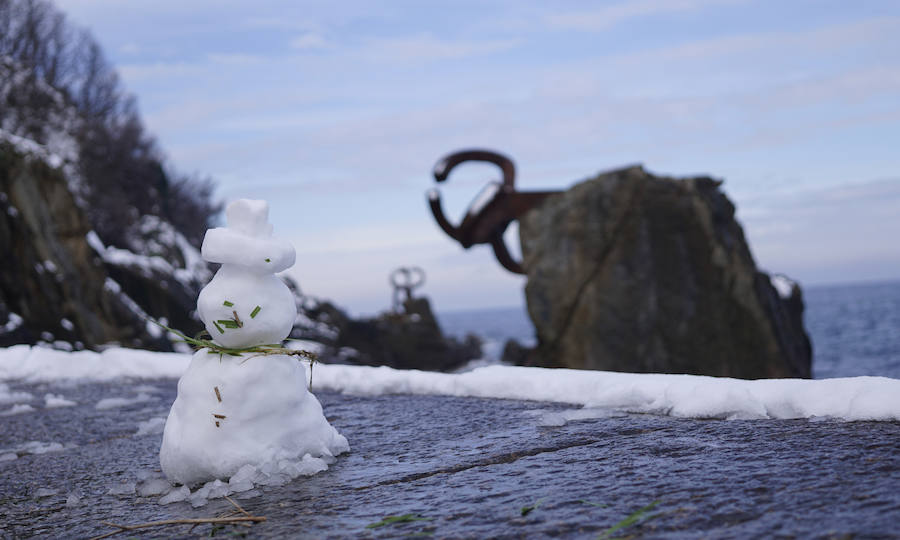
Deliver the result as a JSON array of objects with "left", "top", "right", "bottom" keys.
[
  {"left": 201, "top": 199, "right": 295, "bottom": 273},
  {"left": 0, "top": 441, "right": 65, "bottom": 460},
  {"left": 95, "top": 393, "right": 152, "bottom": 410},
  {"left": 185, "top": 455, "right": 329, "bottom": 507},
  {"left": 0, "top": 129, "right": 68, "bottom": 170},
  {"left": 0, "top": 345, "right": 188, "bottom": 381},
  {"left": 51, "top": 341, "right": 73, "bottom": 352},
  {"left": 124, "top": 215, "right": 212, "bottom": 287},
  {"left": 137, "top": 477, "right": 172, "bottom": 497},
  {"left": 135, "top": 417, "right": 166, "bottom": 436},
  {"left": 0, "top": 382, "right": 32, "bottom": 404},
  {"left": 44, "top": 393, "right": 76, "bottom": 408},
  {"left": 159, "top": 349, "right": 348, "bottom": 485},
  {"left": 34, "top": 488, "right": 59, "bottom": 498},
  {"left": 91, "top": 232, "right": 203, "bottom": 289},
  {"left": 770, "top": 274, "right": 796, "bottom": 299},
  {"left": 2, "top": 403, "right": 35, "bottom": 415},
  {"left": 285, "top": 339, "right": 326, "bottom": 355},
  {"left": 159, "top": 485, "right": 190, "bottom": 505},
  {"left": 197, "top": 265, "right": 296, "bottom": 348},
  {"left": 311, "top": 364, "right": 900, "bottom": 422},
  {"left": 60, "top": 318, "right": 74, "bottom": 332},
  {"left": 0, "top": 312, "right": 23, "bottom": 333}
]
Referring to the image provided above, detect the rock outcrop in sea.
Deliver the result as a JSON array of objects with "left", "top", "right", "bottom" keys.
[{"left": 515, "top": 165, "right": 812, "bottom": 378}]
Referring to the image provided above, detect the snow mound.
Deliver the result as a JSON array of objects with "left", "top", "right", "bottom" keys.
[
  {"left": 2, "top": 403, "right": 35, "bottom": 415},
  {"left": 0, "top": 382, "right": 32, "bottom": 404},
  {"left": 95, "top": 393, "right": 152, "bottom": 410},
  {"left": 135, "top": 417, "right": 167, "bottom": 436},
  {"left": 44, "top": 393, "right": 76, "bottom": 408},
  {"left": 311, "top": 364, "right": 900, "bottom": 422}
]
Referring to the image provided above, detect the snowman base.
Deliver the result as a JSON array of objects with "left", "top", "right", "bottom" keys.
[{"left": 160, "top": 349, "right": 348, "bottom": 487}]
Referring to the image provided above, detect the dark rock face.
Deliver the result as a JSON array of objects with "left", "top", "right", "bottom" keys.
[
  {"left": 518, "top": 165, "right": 812, "bottom": 378},
  {"left": 0, "top": 142, "right": 167, "bottom": 349}
]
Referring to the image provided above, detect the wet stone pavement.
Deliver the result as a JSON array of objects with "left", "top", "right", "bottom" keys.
[{"left": 1, "top": 379, "right": 899, "bottom": 539}]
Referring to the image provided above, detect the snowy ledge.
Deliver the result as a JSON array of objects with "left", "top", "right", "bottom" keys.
[{"left": 1, "top": 345, "right": 898, "bottom": 422}]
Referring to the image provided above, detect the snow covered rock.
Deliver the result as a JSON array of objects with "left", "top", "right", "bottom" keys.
[{"left": 160, "top": 199, "right": 348, "bottom": 486}]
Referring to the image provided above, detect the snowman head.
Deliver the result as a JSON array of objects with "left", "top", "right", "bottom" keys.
[{"left": 196, "top": 199, "right": 297, "bottom": 348}]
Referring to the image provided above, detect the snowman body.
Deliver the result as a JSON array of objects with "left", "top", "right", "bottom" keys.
[{"left": 160, "top": 199, "right": 348, "bottom": 486}]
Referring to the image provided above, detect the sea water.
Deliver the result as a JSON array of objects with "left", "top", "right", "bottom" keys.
[{"left": 437, "top": 280, "right": 900, "bottom": 380}]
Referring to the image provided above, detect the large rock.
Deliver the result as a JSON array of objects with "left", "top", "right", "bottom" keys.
[
  {"left": 518, "top": 165, "right": 811, "bottom": 379},
  {"left": 0, "top": 141, "right": 163, "bottom": 349}
]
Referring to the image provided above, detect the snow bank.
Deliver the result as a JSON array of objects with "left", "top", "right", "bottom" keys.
[
  {"left": 2, "top": 345, "right": 899, "bottom": 421},
  {"left": 0, "top": 345, "right": 188, "bottom": 381},
  {"left": 311, "top": 364, "right": 900, "bottom": 422}
]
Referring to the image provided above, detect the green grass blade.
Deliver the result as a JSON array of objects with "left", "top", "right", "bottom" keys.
[
  {"left": 597, "top": 501, "right": 660, "bottom": 540},
  {"left": 365, "top": 514, "right": 431, "bottom": 529},
  {"left": 521, "top": 498, "right": 544, "bottom": 516}
]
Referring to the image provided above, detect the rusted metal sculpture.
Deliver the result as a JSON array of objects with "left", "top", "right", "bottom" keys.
[
  {"left": 427, "top": 149, "right": 558, "bottom": 274},
  {"left": 390, "top": 266, "right": 425, "bottom": 313}
]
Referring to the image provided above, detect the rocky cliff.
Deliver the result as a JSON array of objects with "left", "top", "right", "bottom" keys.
[
  {"left": 518, "top": 165, "right": 812, "bottom": 379},
  {"left": 0, "top": 140, "right": 170, "bottom": 349}
]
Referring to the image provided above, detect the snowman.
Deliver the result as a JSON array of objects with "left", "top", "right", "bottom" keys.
[{"left": 160, "top": 199, "right": 348, "bottom": 486}]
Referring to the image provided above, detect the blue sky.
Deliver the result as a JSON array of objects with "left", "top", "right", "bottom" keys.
[{"left": 57, "top": 0, "right": 900, "bottom": 314}]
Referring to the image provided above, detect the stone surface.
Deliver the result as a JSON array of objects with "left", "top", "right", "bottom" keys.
[
  {"left": 1, "top": 380, "right": 898, "bottom": 538},
  {"left": 518, "top": 165, "right": 812, "bottom": 378}
]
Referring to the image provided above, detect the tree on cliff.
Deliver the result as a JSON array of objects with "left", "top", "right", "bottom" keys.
[{"left": 0, "top": 0, "right": 219, "bottom": 247}]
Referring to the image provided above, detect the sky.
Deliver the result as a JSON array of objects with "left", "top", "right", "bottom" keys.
[{"left": 55, "top": 0, "right": 900, "bottom": 315}]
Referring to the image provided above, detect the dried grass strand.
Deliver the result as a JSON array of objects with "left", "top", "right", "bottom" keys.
[{"left": 90, "top": 516, "right": 266, "bottom": 540}]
